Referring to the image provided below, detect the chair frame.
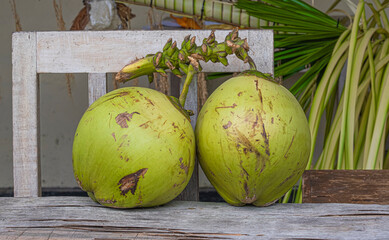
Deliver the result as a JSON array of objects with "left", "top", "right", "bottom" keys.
[{"left": 12, "top": 30, "right": 274, "bottom": 199}]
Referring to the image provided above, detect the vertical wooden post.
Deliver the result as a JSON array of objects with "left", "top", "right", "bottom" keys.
[
  {"left": 12, "top": 32, "right": 41, "bottom": 197},
  {"left": 176, "top": 77, "right": 199, "bottom": 201},
  {"left": 88, "top": 73, "right": 107, "bottom": 105}
]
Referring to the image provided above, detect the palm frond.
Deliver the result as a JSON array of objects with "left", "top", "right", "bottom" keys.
[{"left": 236, "top": 0, "right": 346, "bottom": 100}]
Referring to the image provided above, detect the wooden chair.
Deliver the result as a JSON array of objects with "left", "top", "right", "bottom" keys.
[{"left": 12, "top": 30, "right": 274, "bottom": 199}]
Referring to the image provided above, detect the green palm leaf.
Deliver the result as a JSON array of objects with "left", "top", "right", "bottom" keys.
[{"left": 235, "top": 0, "right": 346, "bottom": 98}]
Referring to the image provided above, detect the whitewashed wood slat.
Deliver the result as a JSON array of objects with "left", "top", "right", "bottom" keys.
[
  {"left": 36, "top": 30, "right": 274, "bottom": 75},
  {"left": 1, "top": 197, "right": 389, "bottom": 239},
  {"left": 12, "top": 32, "right": 41, "bottom": 198},
  {"left": 87, "top": 73, "right": 107, "bottom": 105}
]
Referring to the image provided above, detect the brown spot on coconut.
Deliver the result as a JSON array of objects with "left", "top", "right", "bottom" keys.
[
  {"left": 179, "top": 157, "right": 189, "bottom": 174},
  {"left": 223, "top": 121, "right": 232, "bottom": 129},
  {"left": 118, "top": 168, "right": 148, "bottom": 196},
  {"left": 115, "top": 111, "right": 140, "bottom": 128}
]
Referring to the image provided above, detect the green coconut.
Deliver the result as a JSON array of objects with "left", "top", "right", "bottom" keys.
[
  {"left": 195, "top": 71, "right": 311, "bottom": 206},
  {"left": 73, "top": 87, "right": 195, "bottom": 208}
]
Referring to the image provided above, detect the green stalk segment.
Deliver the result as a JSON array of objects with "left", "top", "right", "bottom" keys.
[
  {"left": 115, "top": 56, "right": 156, "bottom": 82},
  {"left": 179, "top": 64, "right": 196, "bottom": 106}
]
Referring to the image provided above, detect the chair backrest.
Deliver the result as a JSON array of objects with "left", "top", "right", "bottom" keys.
[{"left": 12, "top": 30, "right": 274, "bottom": 198}]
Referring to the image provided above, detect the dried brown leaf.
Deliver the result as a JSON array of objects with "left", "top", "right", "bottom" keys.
[
  {"left": 117, "top": 3, "right": 135, "bottom": 29},
  {"left": 70, "top": 6, "right": 89, "bottom": 30},
  {"left": 9, "top": 0, "right": 22, "bottom": 31}
]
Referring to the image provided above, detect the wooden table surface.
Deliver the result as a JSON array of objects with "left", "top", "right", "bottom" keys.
[{"left": 1, "top": 197, "right": 389, "bottom": 239}]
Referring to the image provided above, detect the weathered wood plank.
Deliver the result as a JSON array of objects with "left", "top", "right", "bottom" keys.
[
  {"left": 1, "top": 197, "right": 389, "bottom": 239},
  {"left": 176, "top": 77, "right": 199, "bottom": 201},
  {"left": 36, "top": 30, "right": 274, "bottom": 74},
  {"left": 303, "top": 170, "right": 389, "bottom": 204},
  {"left": 12, "top": 32, "right": 41, "bottom": 198},
  {"left": 88, "top": 73, "right": 107, "bottom": 105}
]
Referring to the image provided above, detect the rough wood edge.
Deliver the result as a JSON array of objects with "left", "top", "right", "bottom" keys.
[{"left": 12, "top": 32, "right": 41, "bottom": 197}]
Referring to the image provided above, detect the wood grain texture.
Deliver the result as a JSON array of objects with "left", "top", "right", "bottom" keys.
[
  {"left": 303, "top": 170, "right": 389, "bottom": 204},
  {"left": 1, "top": 197, "right": 389, "bottom": 239},
  {"left": 12, "top": 32, "right": 41, "bottom": 198},
  {"left": 176, "top": 78, "right": 199, "bottom": 201},
  {"left": 88, "top": 73, "right": 107, "bottom": 105},
  {"left": 36, "top": 30, "right": 274, "bottom": 75}
]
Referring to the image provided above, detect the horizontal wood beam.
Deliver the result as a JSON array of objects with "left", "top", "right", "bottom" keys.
[{"left": 36, "top": 30, "right": 274, "bottom": 74}]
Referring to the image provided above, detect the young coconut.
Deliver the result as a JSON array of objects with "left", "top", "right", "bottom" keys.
[
  {"left": 196, "top": 71, "right": 311, "bottom": 206},
  {"left": 73, "top": 87, "right": 195, "bottom": 208},
  {"left": 190, "top": 30, "right": 311, "bottom": 206},
  {"left": 73, "top": 28, "right": 251, "bottom": 208}
]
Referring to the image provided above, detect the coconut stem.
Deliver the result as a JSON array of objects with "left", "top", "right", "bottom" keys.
[
  {"left": 115, "top": 56, "right": 156, "bottom": 83},
  {"left": 115, "top": 28, "right": 256, "bottom": 107},
  {"left": 179, "top": 64, "right": 196, "bottom": 107}
]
